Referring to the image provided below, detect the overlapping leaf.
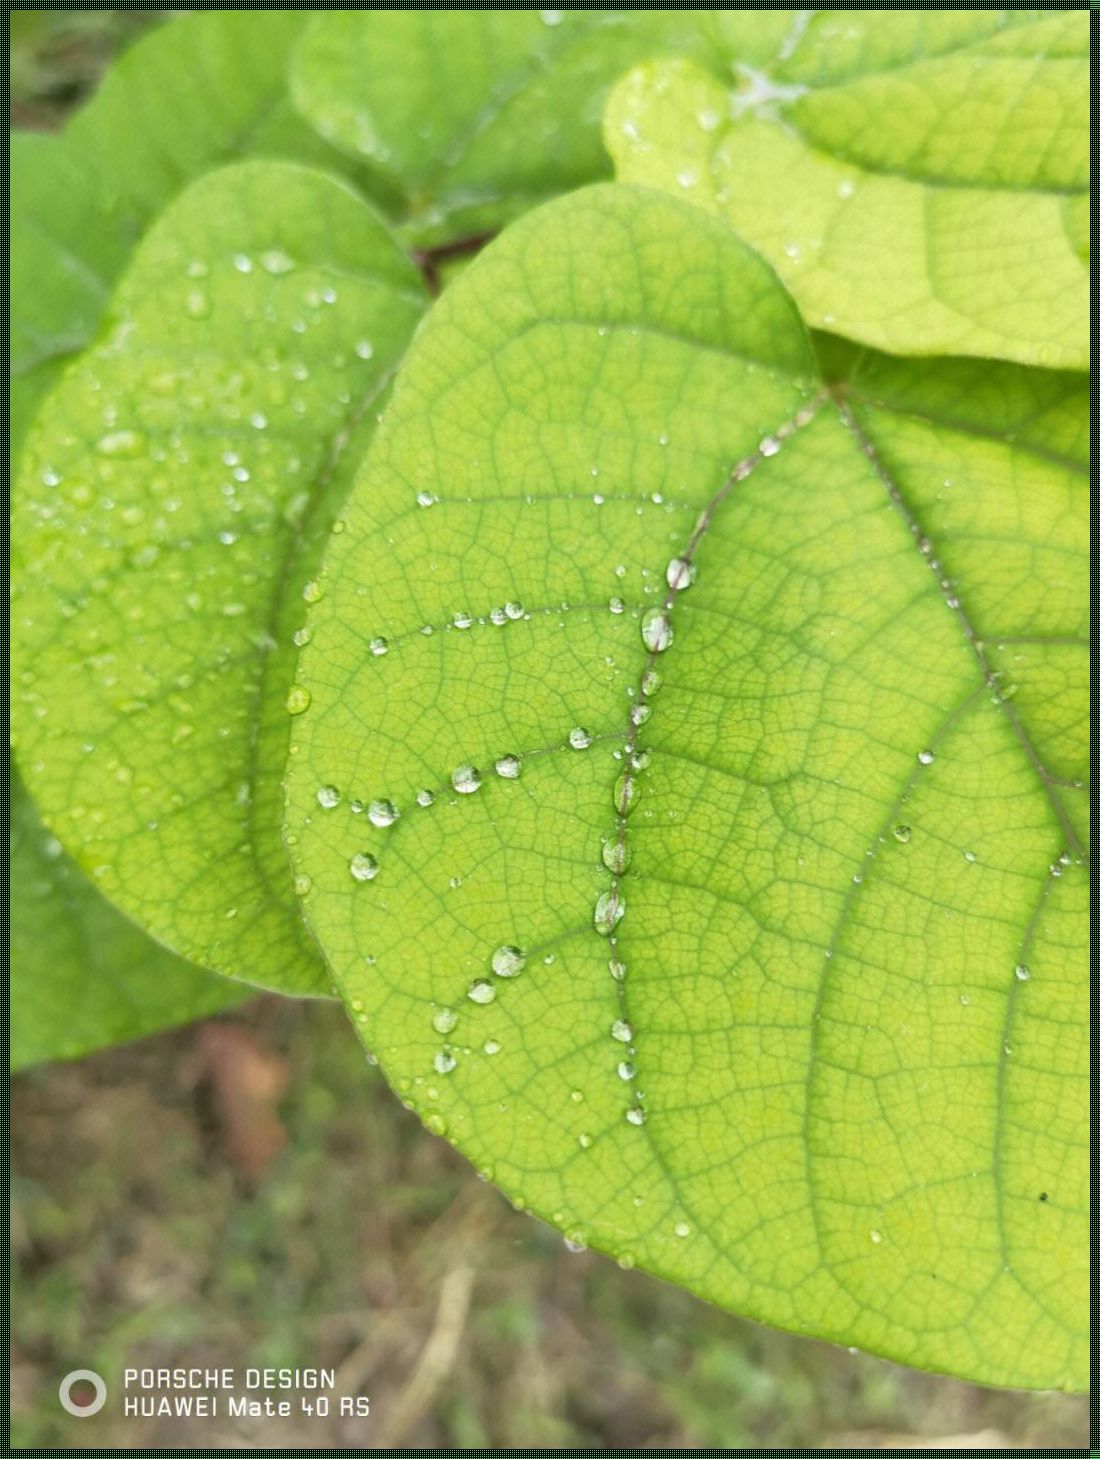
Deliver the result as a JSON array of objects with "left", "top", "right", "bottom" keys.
[
  {"left": 289, "top": 9, "right": 788, "bottom": 245},
  {"left": 605, "top": 10, "right": 1087, "bottom": 368},
  {"left": 284, "top": 185, "right": 1086, "bottom": 1387},
  {"left": 10, "top": 768, "right": 249, "bottom": 1071},
  {"left": 12, "top": 161, "right": 426, "bottom": 993},
  {"left": 11, "top": 10, "right": 390, "bottom": 451}
]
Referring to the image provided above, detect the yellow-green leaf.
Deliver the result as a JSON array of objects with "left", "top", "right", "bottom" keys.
[
  {"left": 12, "top": 161, "right": 427, "bottom": 993},
  {"left": 605, "top": 11, "right": 1087, "bottom": 368},
  {"left": 284, "top": 185, "right": 1087, "bottom": 1387}
]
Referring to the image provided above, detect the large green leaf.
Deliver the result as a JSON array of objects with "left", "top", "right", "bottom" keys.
[
  {"left": 12, "top": 161, "right": 426, "bottom": 993},
  {"left": 604, "top": 10, "right": 1087, "bottom": 368},
  {"left": 289, "top": 9, "right": 787, "bottom": 245},
  {"left": 11, "top": 10, "right": 392, "bottom": 451},
  {"left": 284, "top": 185, "right": 1087, "bottom": 1387},
  {"left": 10, "top": 768, "right": 249, "bottom": 1071}
]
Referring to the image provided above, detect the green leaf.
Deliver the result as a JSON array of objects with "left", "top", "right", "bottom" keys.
[
  {"left": 604, "top": 10, "right": 1088, "bottom": 369},
  {"left": 12, "top": 161, "right": 427, "bottom": 993},
  {"left": 284, "top": 185, "right": 1087, "bottom": 1387},
  {"left": 11, "top": 10, "right": 393, "bottom": 451},
  {"left": 289, "top": 9, "right": 779, "bottom": 245},
  {"left": 11, "top": 767, "right": 250, "bottom": 1071}
]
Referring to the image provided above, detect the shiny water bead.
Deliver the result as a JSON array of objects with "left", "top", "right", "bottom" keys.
[
  {"left": 367, "top": 798, "right": 399, "bottom": 827},
  {"left": 608, "top": 959, "right": 626, "bottom": 981},
  {"left": 674, "top": 1221, "right": 691, "bottom": 1238},
  {"left": 285, "top": 685, "right": 312, "bottom": 714},
  {"left": 611, "top": 1019, "right": 633, "bottom": 1043},
  {"left": 504, "top": 601, "right": 525, "bottom": 620},
  {"left": 613, "top": 771, "right": 639, "bottom": 815},
  {"left": 491, "top": 945, "right": 526, "bottom": 977},
  {"left": 640, "top": 668, "right": 662, "bottom": 697},
  {"left": 433, "top": 1051, "right": 457, "bottom": 1075},
  {"left": 453, "top": 611, "right": 473, "bottom": 629},
  {"left": 369, "top": 636, "right": 389, "bottom": 657},
  {"left": 494, "top": 754, "right": 521, "bottom": 779},
  {"left": 893, "top": 824, "right": 912, "bottom": 844},
  {"left": 432, "top": 1007, "right": 458, "bottom": 1035},
  {"left": 568, "top": 726, "right": 593, "bottom": 750},
  {"left": 601, "top": 839, "right": 631, "bottom": 874},
  {"left": 468, "top": 979, "right": 496, "bottom": 1004},
  {"left": 1014, "top": 964, "right": 1031, "bottom": 982},
  {"left": 594, "top": 890, "right": 624, "bottom": 936},
  {"left": 625, "top": 1106, "right": 647, "bottom": 1126},
  {"left": 917, "top": 749, "right": 935, "bottom": 765},
  {"left": 617, "top": 1061, "right": 636, "bottom": 1081},
  {"left": 665, "top": 557, "right": 696, "bottom": 591},
  {"left": 451, "top": 764, "right": 482, "bottom": 794},
  {"left": 578, "top": 1133, "right": 593, "bottom": 1150},
  {"left": 483, "top": 1038, "right": 502, "bottom": 1055},
  {"left": 316, "top": 785, "right": 340, "bottom": 809},
  {"left": 630, "top": 703, "right": 651, "bottom": 728},
  {"left": 608, "top": 596, "right": 625, "bottom": 614},
  {"left": 349, "top": 852, "right": 379, "bottom": 883},
  {"left": 302, "top": 579, "right": 324, "bottom": 603},
  {"left": 640, "top": 608, "right": 673, "bottom": 653},
  {"left": 629, "top": 748, "right": 652, "bottom": 773},
  {"left": 758, "top": 434, "right": 781, "bottom": 457},
  {"left": 489, "top": 606, "right": 508, "bottom": 625},
  {"left": 416, "top": 789, "right": 435, "bottom": 807},
  {"left": 416, "top": 489, "right": 437, "bottom": 507}
]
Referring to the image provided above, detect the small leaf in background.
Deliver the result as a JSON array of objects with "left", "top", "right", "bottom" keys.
[
  {"left": 289, "top": 9, "right": 780, "bottom": 246},
  {"left": 12, "top": 161, "right": 426, "bottom": 993},
  {"left": 10, "top": 768, "right": 250, "bottom": 1071},
  {"left": 605, "top": 10, "right": 1087, "bottom": 368},
  {"left": 11, "top": 10, "right": 395, "bottom": 452},
  {"left": 284, "top": 185, "right": 1086, "bottom": 1388}
]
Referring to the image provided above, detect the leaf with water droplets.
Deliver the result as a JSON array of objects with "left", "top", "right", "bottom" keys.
[
  {"left": 11, "top": 11, "right": 389, "bottom": 463},
  {"left": 288, "top": 9, "right": 787, "bottom": 246},
  {"left": 604, "top": 11, "right": 1088, "bottom": 368},
  {"left": 10, "top": 767, "right": 249, "bottom": 1070},
  {"left": 11, "top": 161, "right": 426, "bottom": 992},
  {"left": 285, "top": 185, "right": 1086, "bottom": 1388}
]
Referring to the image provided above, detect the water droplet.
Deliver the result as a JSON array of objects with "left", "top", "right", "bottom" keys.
[
  {"left": 893, "top": 824, "right": 912, "bottom": 843},
  {"left": 415, "top": 489, "right": 437, "bottom": 508},
  {"left": 451, "top": 764, "right": 481, "bottom": 794},
  {"left": 494, "top": 754, "right": 521, "bottom": 779},
  {"left": 286, "top": 685, "right": 311, "bottom": 714},
  {"left": 617, "top": 1061, "right": 636, "bottom": 1081},
  {"left": 294, "top": 874, "right": 312, "bottom": 896},
  {"left": 483, "top": 1038, "right": 501, "bottom": 1055},
  {"left": 674, "top": 1221, "right": 691, "bottom": 1238},
  {"left": 963, "top": 849, "right": 977, "bottom": 863},
  {"left": 453, "top": 611, "right": 473, "bottom": 629},
  {"left": 613, "top": 772, "right": 639, "bottom": 815},
  {"left": 869, "top": 1228, "right": 883, "bottom": 1244},
  {"left": 432, "top": 1008, "right": 458, "bottom": 1034},
  {"left": 96, "top": 429, "right": 145, "bottom": 458},
  {"left": 578, "top": 1133, "right": 593, "bottom": 1150},
  {"left": 369, "top": 636, "right": 389, "bottom": 657},
  {"left": 625, "top": 1106, "right": 647, "bottom": 1126},
  {"left": 504, "top": 601, "right": 525, "bottom": 620},
  {"left": 665, "top": 557, "right": 697, "bottom": 591},
  {"left": 185, "top": 290, "right": 210, "bottom": 319},
  {"left": 1014, "top": 964, "right": 1031, "bottom": 982},
  {"left": 837, "top": 178, "right": 855, "bottom": 199},
  {"left": 350, "top": 852, "right": 379, "bottom": 883},
  {"left": 259, "top": 249, "right": 295, "bottom": 275},
  {"left": 316, "top": 784, "right": 341, "bottom": 809},
  {"left": 302, "top": 580, "right": 324, "bottom": 603},
  {"left": 415, "top": 789, "right": 435, "bottom": 807},
  {"left": 759, "top": 435, "right": 781, "bottom": 457},
  {"left": 489, "top": 606, "right": 507, "bottom": 625},
  {"left": 917, "top": 749, "right": 935, "bottom": 765},
  {"left": 611, "top": 1019, "right": 633, "bottom": 1043},
  {"left": 355, "top": 339, "right": 375, "bottom": 359},
  {"left": 609, "top": 596, "right": 625, "bottom": 614},
  {"left": 563, "top": 1234, "right": 587, "bottom": 1253},
  {"left": 425, "top": 1113, "right": 447, "bottom": 1135},
  {"left": 367, "top": 799, "right": 399, "bottom": 828},
  {"left": 594, "top": 889, "right": 625, "bottom": 936},
  {"left": 468, "top": 979, "right": 496, "bottom": 1005},
  {"left": 233, "top": 253, "right": 253, "bottom": 273},
  {"left": 630, "top": 703, "right": 651, "bottom": 728},
  {"left": 601, "top": 839, "right": 631, "bottom": 874},
  {"left": 486, "top": 944, "right": 525, "bottom": 982},
  {"left": 609, "top": 959, "right": 626, "bottom": 981},
  {"left": 569, "top": 726, "right": 593, "bottom": 750},
  {"left": 640, "top": 608, "right": 673, "bottom": 653},
  {"left": 292, "top": 626, "right": 312, "bottom": 647},
  {"left": 569, "top": 1089, "right": 584, "bottom": 1103},
  {"left": 640, "top": 668, "right": 662, "bottom": 698}
]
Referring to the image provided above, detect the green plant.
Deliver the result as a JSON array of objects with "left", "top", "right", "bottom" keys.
[{"left": 11, "top": 10, "right": 1086, "bottom": 1393}]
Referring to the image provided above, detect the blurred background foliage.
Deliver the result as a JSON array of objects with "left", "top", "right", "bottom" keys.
[{"left": 9, "top": 10, "right": 1089, "bottom": 1448}]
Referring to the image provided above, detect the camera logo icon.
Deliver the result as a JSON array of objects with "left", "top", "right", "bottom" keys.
[{"left": 58, "top": 1370, "right": 107, "bottom": 1417}]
